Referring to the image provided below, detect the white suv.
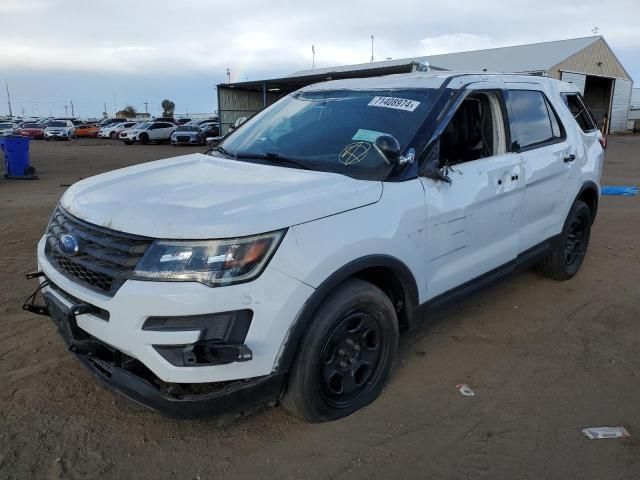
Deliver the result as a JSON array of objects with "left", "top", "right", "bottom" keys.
[
  {"left": 125, "top": 121, "right": 176, "bottom": 144},
  {"left": 44, "top": 119, "right": 76, "bottom": 140},
  {"left": 26, "top": 72, "right": 604, "bottom": 422}
]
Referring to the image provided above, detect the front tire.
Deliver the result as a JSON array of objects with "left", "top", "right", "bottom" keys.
[
  {"left": 536, "top": 200, "right": 591, "bottom": 280},
  {"left": 282, "top": 278, "right": 399, "bottom": 422},
  {"left": 139, "top": 133, "right": 149, "bottom": 145}
]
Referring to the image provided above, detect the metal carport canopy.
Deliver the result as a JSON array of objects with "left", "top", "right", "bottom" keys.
[{"left": 216, "top": 60, "right": 430, "bottom": 134}]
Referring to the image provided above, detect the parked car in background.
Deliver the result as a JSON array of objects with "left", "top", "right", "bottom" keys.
[
  {"left": 0, "top": 122, "right": 20, "bottom": 136},
  {"left": 44, "top": 120, "right": 76, "bottom": 140},
  {"left": 98, "top": 123, "right": 125, "bottom": 139},
  {"left": 125, "top": 121, "right": 176, "bottom": 144},
  {"left": 228, "top": 116, "right": 248, "bottom": 132},
  {"left": 151, "top": 117, "right": 177, "bottom": 124},
  {"left": 118, "top": 123, "right": 140, "bottom": 143},
  {"left": 200, "top": 122, "right": 220, "bottom": 138},
  {"left": 113, "top": 122, "right": 138, "bottom": 138},
  {"left": 170, "top": 125, "right": 206, "bottom": 146},
  {"left": 75, "top": 124, "right": 100, "bottom": 138},
  {"left": 196, "top": 117, "right": 219, "bottom": 126},
  {"left": 175, "top": 118, "right": 192, "bottom": 125},
  {"left": 19, "top": 123, "right": 45, "bottom": 139},
  {"left": 98, "top": 118, "right": 126, "bottom": 128}
]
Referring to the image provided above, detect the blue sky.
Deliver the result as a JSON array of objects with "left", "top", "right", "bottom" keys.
[{"left": 1, "top": 0, "right": 638, "bottom": 118}]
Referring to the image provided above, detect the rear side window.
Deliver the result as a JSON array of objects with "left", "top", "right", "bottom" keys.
[
  {"left": 507, "top": 90, "right": 565, "bottom": 151},
  {"left": 562, "top": 93, "right": 597, "bottom": 132}
]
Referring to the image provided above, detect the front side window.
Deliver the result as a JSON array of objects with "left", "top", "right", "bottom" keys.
[
  {"left": 508, "top": 90, "right": 565, "bottom": 151},
  {"left": 439, "top": 91, "right": 507, "bottom": 166},
  {"left": 214, "top": 88, "right": 440, "bottom": 180},
  {"left": 562, "top": 93, "right": 597, "bottom": 132}
]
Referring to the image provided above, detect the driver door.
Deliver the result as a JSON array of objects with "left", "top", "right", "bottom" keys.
[{"left": 421, "top": 84, "right": 525, "bottom": 299}]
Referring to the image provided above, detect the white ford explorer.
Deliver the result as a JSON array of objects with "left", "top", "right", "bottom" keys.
[{"left": 26, "top": 72, "right": 605, "bottom": 422}]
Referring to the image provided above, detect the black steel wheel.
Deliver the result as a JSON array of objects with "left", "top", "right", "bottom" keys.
[
  {"left": 282, "top": 278, "right": 398, "bottom": 422},
  {"left": 319, "top": 311, "right": 385, "bottom": 407},
  {"left": 564, "top": 215, "right": 587, "bottom": 269},
  {"left": 537, "top": 200, "right": 591, "bottom": 280}
]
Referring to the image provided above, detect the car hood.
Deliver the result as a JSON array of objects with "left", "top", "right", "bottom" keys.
[{"left": 60, "top": 153, "right": 383, "bottom": 238}]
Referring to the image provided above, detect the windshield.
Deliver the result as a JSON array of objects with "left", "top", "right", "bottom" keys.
[
  {"left": 0, "top": 123, "right": 13, "bottom": 128},
  {"left": 135, "top": 122, "right": 150, "bottom": 130},
  {"left": 49, "top": 121, "right": 66, "bottom": 127},
  {"left": 176, "top": 125, "right": 200, "bottom": 132},
  {"left": 215, "top": 88, "right": 439, "bottom": 180},
  {"left": 23, "top": 123, "right": 41, "bottom": 128}
]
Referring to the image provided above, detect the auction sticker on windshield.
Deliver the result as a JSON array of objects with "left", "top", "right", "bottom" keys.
[{"left": 368, "top": 96, "right": 421, "bottom": 112}]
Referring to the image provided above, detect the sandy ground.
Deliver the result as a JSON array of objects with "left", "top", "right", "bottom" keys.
[{"left": 1, "top": 137, "right": 639, "bottom": 479}]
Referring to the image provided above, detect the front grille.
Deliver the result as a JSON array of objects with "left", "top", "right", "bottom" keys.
[
  {"left": 176, "top": 136, "right": 192, "bottom": 142},
  {"left": 45, "top": 206, "right": 152, "bottom": 296}
]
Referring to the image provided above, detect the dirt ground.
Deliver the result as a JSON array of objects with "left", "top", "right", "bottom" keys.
[{"left": 1, "top": 137, "right": 639, "bottom": 479}]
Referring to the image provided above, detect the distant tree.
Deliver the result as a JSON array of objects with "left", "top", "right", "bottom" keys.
[
  {"left": 116, "top": 105, "right": 137, "bottom": 118},
  {"left": 161, "top": 99, "right": 175, "bottom": 117}
]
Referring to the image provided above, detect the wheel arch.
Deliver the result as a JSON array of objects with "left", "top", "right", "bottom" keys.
[
  {"left": 576, "top": 181, "right": 599, "bottom": 224},
  {"left": 275, "top": 254, "right": 419, "bottom": 374}
]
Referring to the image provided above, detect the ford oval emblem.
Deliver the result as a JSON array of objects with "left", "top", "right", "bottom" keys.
[{"left": 59, "top": 233, "right": 80, "bottom": 256}]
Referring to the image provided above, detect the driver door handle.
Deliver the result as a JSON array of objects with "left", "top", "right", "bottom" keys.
[{"left": 564, "top": 154, "right": 576, "bottom": 163}]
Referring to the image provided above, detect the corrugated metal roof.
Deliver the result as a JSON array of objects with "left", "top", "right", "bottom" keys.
[
  {"left": 287, "top": 57, "right": 430, "bottom": 78},
  {"left": 424, "top": 36, "right": 601, "bottom": 73},
  {"left": 287, "top": 37, "right": 602, "bottom": 80}
]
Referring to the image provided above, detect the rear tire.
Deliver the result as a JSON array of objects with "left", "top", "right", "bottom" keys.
[
  {"left": 282, "top": 278, "right": 399, "bottom": 422},
  {"left": 139, "top": 133, "right": 149, "bottom": 145},
  {"left": 536, "top": 200, "right": 591, "bottom": 280}
]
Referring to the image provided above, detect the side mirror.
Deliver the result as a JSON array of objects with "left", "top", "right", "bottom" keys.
[
  {"left": 421, "top": 138, "right": 452, "bottom": 184},
  {"left": 374, "top": 135, "right": 401, "bottom": 164}
]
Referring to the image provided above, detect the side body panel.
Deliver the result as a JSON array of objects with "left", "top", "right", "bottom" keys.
[{"left": 420, "top": 151, "right": 524, "bottom": 298}]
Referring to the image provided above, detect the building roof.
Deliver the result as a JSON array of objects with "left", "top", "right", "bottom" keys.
[
  {"left": 222, "top": 58, "right": 432, "bottom": 92},
  {"left": 424, "top": 36, "right": 601, "bottom": 73},
  {"left": 288, "top": 57, "right": 430, "bottom": 78}
]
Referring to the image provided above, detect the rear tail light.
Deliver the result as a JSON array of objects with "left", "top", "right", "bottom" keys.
[{"left": 598, "top": 137, "right": 607, "bottom": 150}]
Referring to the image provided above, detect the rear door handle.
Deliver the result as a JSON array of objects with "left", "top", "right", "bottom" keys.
[{"left": 564, "top": 154, "right": 576, "bottom": 163}]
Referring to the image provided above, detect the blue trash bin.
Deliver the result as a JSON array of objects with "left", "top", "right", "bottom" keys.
[{"left": 0, "top": 135, "right": 36, "bottom": 179}]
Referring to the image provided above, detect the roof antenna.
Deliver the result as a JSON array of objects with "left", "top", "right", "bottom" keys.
[
  {"left": 592, "top": 26, "right": 600, "bottom": 36},
  {"left": 370, "top": 35, "right": 375, "bottom": 63}
]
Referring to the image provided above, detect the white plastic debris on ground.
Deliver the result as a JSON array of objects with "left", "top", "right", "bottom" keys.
[
  {"left": 582, "top": 427, "right": 630, "bottom": 439},
  {"left": 456, "top": 384, "right": 475, "bottom": 397}
]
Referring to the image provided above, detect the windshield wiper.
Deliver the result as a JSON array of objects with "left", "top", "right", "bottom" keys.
[
  {"left": 209, "top": 145, "right": 235, "bottom": 158},
  {"left": 235, "top": 151, "right": 313, "bottom": 170}
]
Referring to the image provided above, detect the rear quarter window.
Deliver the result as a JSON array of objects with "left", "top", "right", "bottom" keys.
[
  {"left": 562, "top": 93, "right": 597, "bottom": 132},
  {"left": 507, "top": 90, "right": 566, "bottom": 151}
]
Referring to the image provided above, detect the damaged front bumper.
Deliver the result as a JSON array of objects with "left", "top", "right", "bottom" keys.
[{"left": 23, "top": 273, "right": 285, "bottom": 419}]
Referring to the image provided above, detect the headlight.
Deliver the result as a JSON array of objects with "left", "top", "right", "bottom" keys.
[{"left": 131, "top": 230, "right": 285, "bottom": 287}]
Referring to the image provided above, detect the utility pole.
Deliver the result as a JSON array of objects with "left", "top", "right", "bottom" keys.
[
  {"left": 226, "top": 68, "right": 231, "bottom": 84},
  {"left": 370, "top": 35, "right": 375, "bottom": 63},
  {"left": 5, "top": 82, "right": 12, "bottom": 117},
  {"left": 70, "top": 100, "right": 74, "bottom": 117},
  {"left": 64, "top": 104, "right": 68, "bottom": 116},
  {"left": 103, "top": 102, "right": 107, "bottom": 118},
  {"left": 144, "top": 101, "right": 148, "bottom": 114},
  {"left": 312, "top": 44, "right": 316, "bottom": 68}
]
